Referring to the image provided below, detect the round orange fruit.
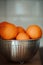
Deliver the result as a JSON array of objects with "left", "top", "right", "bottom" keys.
[
  {"left": 26, "top": 25, "right": 42, "bottom": 39},
  {"left": 17, "top": 26, "right": 26, "bottom": 33},
  {"left": 16, "top": 32, "right": 30, "bottom": 40},
  {"left": 0, "top": 21, "right": 9, "bottom": 28},
  {"left": 1, "top": 23, "right": 18, "bottom": 40},
  {"left": 0, "top": 21, "right": 9, "bottom": 38}
]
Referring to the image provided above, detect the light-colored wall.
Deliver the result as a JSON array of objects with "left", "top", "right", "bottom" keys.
[
  {"left": 0, "top": 0, "right": 43, "bottom": 47},
  {"left": 0, "top": 0, "right": 6, "bottom": 21}
]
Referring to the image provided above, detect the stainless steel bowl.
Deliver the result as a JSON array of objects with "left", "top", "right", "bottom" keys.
[{"left": 0, "top": 39, "right": 40, "bottom": 62}]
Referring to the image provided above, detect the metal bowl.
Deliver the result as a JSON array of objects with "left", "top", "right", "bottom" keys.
[{"left": 0, "top": 39, "right": 40, "bottom": 62}]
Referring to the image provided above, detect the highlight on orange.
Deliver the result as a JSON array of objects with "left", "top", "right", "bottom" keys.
[
  {"left": 26, "top": 25, "right": 42, "bottom": 39},
  {"left": 1, "top": 22, "right": 18, "bottom": 40},
  {"left": 16, "top": 32, "right": 30, "bottom": 40}
]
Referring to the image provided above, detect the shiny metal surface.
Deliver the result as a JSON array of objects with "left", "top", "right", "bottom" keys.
[{"left": 0, "top": 39, "right": 40, "bottom": 62}]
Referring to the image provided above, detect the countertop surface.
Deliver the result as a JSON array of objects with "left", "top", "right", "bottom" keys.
[
  {"left": 39, "top": 47, "right": 43, "bottom": 65},
  {"left": 0, "top": 49, "right": 42, "bottom": 65}
]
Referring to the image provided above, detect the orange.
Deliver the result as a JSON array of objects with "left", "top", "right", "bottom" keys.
[
  {"left": 0, "top": 21, "right": 9, "bottom": 28},
  {"left": 1, "top": 22, "right": 18, "bottom": 40},
  {"left": 16, "top": 32, "right": 30, "bottom": 40},
  {"left": 26, "top": 25, "right": 42, "bottom": 39},
  {"left": 0, "top": 21, "right": 16, "bottom": 29},
  {"left": 0, "top": 21, "right": 9, "bottom": 38},
  {"left": 17, "top": 26, "right": 26, "bottom": 33}
]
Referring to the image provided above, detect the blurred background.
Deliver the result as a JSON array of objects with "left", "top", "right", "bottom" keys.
[{"left": 0, "top": 0, "right": 43, "bottom": 47}]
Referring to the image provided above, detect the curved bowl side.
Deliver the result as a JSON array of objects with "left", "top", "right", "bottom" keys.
[{"left": 0, "top": 39, "right": 40, "bottom": 62}]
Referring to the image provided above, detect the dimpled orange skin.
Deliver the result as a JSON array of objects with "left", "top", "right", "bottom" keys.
[
  {"left": 0, "top": 21, "right": 9, "bottom": 28},
  {"left": 0, "top": 21, "right": 16, "bottom": 29},
  {"left": 26, "top": 25, "right": 42, "bottom": 39},
  {"left": 17, "top": 26, "right": 26, "bottom": 33},
  {"left": 0, "top": 21, "right": 10, "bottom": 38},
  {"left": 1, "top": 23, "right": 18, "bottom": 40},
  {"left": 16, "top": 32, "right": 30, "bottom": 40}
]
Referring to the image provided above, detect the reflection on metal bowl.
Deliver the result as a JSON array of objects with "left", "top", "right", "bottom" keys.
[{"left": 0, "top": 39, "right": 40, "bottom": 62}]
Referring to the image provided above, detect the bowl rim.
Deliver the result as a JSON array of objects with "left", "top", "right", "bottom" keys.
[{"left": 0, "top": 38, "right": 41, "bottom": 41}]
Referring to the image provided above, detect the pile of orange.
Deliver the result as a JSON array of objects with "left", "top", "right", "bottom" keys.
[{"left": 0, "top": 21, "right": 42, "bottom": 40}]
